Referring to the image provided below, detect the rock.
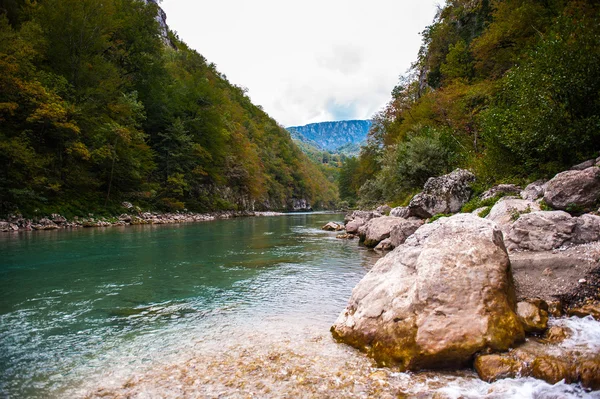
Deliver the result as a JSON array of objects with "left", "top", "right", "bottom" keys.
[
  {"left": 597, "top": 156, "right": 600, "bottom": 166},
  {"left": 332, "top": 214, "right": 524, "bottom": 369},
  {"left": 474, "top": 355, "right": 522, "bottom": 382},
  {"left": 344, "top": 210, "right": 382, "bottom": 234},
  {"left": 475, "top": 330, "right": 600, "bottom": 389},
  {"left": 374, "top": 238, "right": 393, "bottom": 251},
  {"left": 122, "top": 201, "right": 134, "bottom": 209},
  {"left": 485, "top": 198, "right": 540, "bottom": 234},
  {"left": 288, "top": 198, "right": 312, "bottom": 212},
  {"left": 480, "top": 184, "right": 521, "bottom": 201},
  {"left": 516, "top": 300, "right": 548, "bottom": 333},
  {"left": 506, "top": 211, "right": 600, "bottom": 252},
  {"left": 567, "top": 302, "right": 600, "bottom": 320},
  {"left": 119, "top": 214, "right": 132, "bottom": 223},
  {"left": 10, "top": 223, "right": 18, "bottom": 231},
  {"left": 388, "top": 219, "right": 424, "bottom": 248},
  {"left": 51, "top": 214, "right": 67, "bottom": 224},
  {"left": 322, "top": 222, "right": 343, "bottom": 231},
  {"left": 408, "top": 169, "right": 476, "bottom": 218},
  {"left": 336, "top": 233, "right": 356, "bottom": 240},
  {"left": 344, "top": 210, "right": 381, "bottom": 224},
  {"left": 544, "top": 325, "right": 570, "bottom": 343},
  {"left": 390, "top": 206, "right": 410, "bottom": 218},
  {"left": 358, "top": 216, "right": 413, "bottom": 248},
  {"left": 520, "top": 180, "right": 546, "bottom": 201},
  {"left": 543, "top": 166, "right": 600, "bottom": 212},
  {"left": 573, "top": 213, "right": 600, "bottom": 243},
  {"left": 571, "top": 159, "right": 596, "bottom": 171},
  {"left": 345, "top": 218, "right": 365, "bottom": 234},
  {"left": 376, "top": 205, "right": 392, "bottom": 215},
  {"left": 506, "top": 211, "right": 576, "bottom": 251},
  {"left": 0, "top": 221, "right": 10, "bottom": 232}
]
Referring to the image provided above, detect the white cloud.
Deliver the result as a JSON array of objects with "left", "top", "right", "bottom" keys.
[{"left": 159, "top": 0, "right": 441, "bottom": 126}]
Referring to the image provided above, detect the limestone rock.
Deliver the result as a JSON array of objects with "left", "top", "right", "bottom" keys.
[
  {"left": 322, "top": 222, "right": 343, "bottom": 231},
  {"left": 544, "top": 166, "right": 600, "bottom": 211},
  {"left": 332, "top": 214, "right": 524, "bottom": 369},
  {"left": 358, "top": 216, "right": 411, "bottom": 248},
  {"left": 506, "top": 211, "right": 600, "bottom": 252},
  {"left": 516, "top": 300, "right": 548, "bottom": 333},
  {"left": 390, "top": 206, "right": 410, "bottom": 218},
  {"left": 345, "top": 218, "right": 365, "bottom": 234},
  {"left": 480, "top": 184, "right": 521, "bottom": 201},
  {"left": 388, "top": 219, "right": 424, "bottom": 248},
  {"left": 408, "top": 169, "right": 476, "bottom": 218},
  {"left": 520, "top": 180, "right": 547, "bottom": 201},
  {"left": 485, "top": 198, "right": 540, "bottom": 234}
]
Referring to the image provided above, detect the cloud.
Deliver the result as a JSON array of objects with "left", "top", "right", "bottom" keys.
[
  {"left": 317, "top": 44, "right": 365, "bottom": 75},
  {"left": 160, "top": 0, "right": 441, "bottom": 126}
]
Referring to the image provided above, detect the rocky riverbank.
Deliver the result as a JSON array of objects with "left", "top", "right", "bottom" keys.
[
  {"left": 0, "top": 204, "right": 285, "bottom": 233},
  {"left": 326, "top": 159, "right": 600, "bottom": 390}
]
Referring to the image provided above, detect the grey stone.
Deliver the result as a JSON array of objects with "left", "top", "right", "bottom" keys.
[
  {"left": 544, "top": 167, "right": 600, "bottom": 211},
  {"left": 521, "top": 180, "right": 547, "bottom": 201},
  {"left": 408, "top": 169, "right": 476, "bottom": 218}
]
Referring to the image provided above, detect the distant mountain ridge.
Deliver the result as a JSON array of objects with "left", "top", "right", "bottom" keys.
[{"left": 287, "top": 120, "right": 372, "bottom": 155}]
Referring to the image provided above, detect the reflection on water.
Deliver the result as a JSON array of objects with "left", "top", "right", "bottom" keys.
[{"left": 1, "top": 214, "right": 598, "bottom": 398}]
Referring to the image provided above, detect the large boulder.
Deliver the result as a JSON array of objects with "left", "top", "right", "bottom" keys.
[
  {"left": 480, "top": 184, "right": 521, "bottom": 201},
  {"left": 485, "top": 198, "right": 541, "bottom": 234},
  {"left": 332, "top": 214, "right": 524, "bottom": 369},
  {"left": 358, "top": 216, "right": 411, "bottom": 248},
  {"left": 543, "top": 166, "right": 600, "bottom": 211},
  {"left": 505, "top": 211, "right": 600, "bottom": 252},
  {"left": 408, "top": 169, "right": 476, "bottom": 218},
  {"left": 344, "top": 210, "right": 382, "bottom": 234}
]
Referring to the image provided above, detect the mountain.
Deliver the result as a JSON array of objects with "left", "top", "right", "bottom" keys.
[{"left": 287, "top": 120, "right": 372, "bottom": 156}]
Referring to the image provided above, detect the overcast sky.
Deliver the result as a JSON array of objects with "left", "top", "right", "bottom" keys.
[{"left": 159, "top": 0, "right": 441, "bottom": 127}]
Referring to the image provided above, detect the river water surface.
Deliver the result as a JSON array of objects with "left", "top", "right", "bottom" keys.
[{"left": 1, "top": 213, "right": 599, "bottom": 398}]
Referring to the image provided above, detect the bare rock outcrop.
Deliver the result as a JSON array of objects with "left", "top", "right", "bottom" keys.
[
  {"left": 332, "top": 214, "right": 524, "bottom": 369},
  {"left": 408, "top": 169, "right": 475, "bottom": 218}
]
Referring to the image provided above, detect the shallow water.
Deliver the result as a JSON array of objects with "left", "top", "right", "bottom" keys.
[{"left": 1, "top": 213, "right": 598, "bottom": 398}]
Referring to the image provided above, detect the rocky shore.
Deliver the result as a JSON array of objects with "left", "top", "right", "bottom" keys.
[
  {"left": 325, "top": 159, "right": 600, "bottom": 390},
  {"left": 0, "top": 203, "right": 285, "bottom": 233}
]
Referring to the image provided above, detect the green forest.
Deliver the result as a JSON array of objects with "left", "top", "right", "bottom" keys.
[
  {"left": 0, "top": 0, "right": 337, "bottom": 217},
  {"left": 340, "top": 0, "right": 600, "bottom": 207}
]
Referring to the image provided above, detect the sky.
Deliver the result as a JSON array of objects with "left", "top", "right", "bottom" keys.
[{"left": 159, "top": 0, "right": 441, "bottom": 127}]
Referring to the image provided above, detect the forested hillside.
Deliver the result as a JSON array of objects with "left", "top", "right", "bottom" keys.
[
  {"left": 0, "top": 0, "right": 337, "bottom": 217},
  {"left": 341, "top": 0, "right": 600, "bottom": 207}
]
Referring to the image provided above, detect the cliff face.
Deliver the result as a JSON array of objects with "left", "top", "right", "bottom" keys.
[
  {"left": 144, "top": 0, "right": 176, "bottom": 49},
  {"left": 287, "top": 120, "right": 372, "bottom": 155}
]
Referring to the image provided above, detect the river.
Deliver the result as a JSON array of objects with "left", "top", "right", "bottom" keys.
[{"left": 1, "top": 213, "right": 598, "bottom": 398}]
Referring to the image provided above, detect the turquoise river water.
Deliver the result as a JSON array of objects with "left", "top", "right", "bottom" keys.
[{"left": 1, "top": 213, "right": 599, "bottom": 398}]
